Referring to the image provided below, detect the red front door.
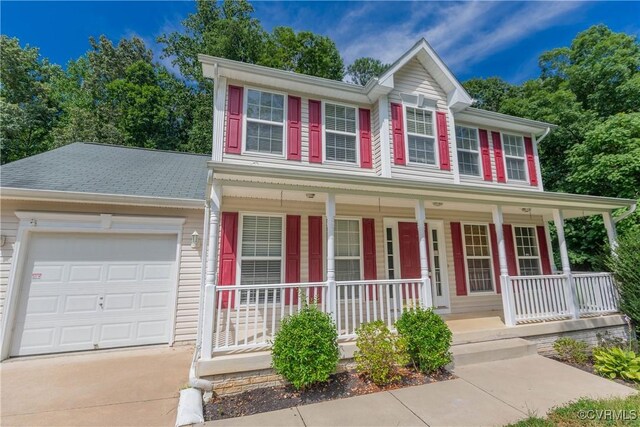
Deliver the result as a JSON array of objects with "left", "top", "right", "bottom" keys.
[{"left": 398, "top": 222, "right": 421, "bottom": 279}]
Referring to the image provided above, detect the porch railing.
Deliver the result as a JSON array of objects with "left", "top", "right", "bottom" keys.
[
  {"left": 574, "top": 272, "right": 618, "bottom": 316},
  {"left": 508, "top": 274, "right": 572, "bottom": 323}
]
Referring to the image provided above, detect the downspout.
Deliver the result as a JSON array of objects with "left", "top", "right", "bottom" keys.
[
  {"left": 537, "top": 126, "right": 551, "bottom": 144},
  {"left": 613, "top": 202, "right": 637, "bottom": 224}
]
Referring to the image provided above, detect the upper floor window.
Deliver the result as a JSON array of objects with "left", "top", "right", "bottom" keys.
[
  {"left": 405, "top": 107, "right": 436, "bottom": 165},
  {"left": 463, "top": 224, "right": 493, "bottom": 293},
  {"left": 455, "top": 126, "right": 480, "bottom": 176},
  {"left": 502, "top": 134, "right": 527, "bottom": 181},
  {"left": 514, "top": 226, "right": 541, "bottom": 276},
  {"left": 245, "top": 89, "right": 285, "bottom": 155},
  {"left": 335, "top": 219, "right": 361, "bottom": 281},
  {"left": 325, "top": 103, "right": 357, "bottom": 163}
]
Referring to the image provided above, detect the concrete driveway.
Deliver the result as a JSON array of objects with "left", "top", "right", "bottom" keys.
[{"left": 1, "top": 345, "right": 193, "bottom": 426}]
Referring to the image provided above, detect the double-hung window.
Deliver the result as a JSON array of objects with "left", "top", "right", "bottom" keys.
[
  {"left": 463, "top": 224, "right": 494, "bottom": 293},
  {"left": 406, "top": 106, "right": 436, "bottom": 165},
  {"left": 455, "top": 126, "right": 480, "bottom": 176},
  {"left": 502, "top": 134, "right": 527, "bottom": 181},
  {"left": 325, "top": 103, "right": 357, "bottom": 163},
  {"left": 334, "top": 219, "right": 361, "bottom": 281},
  {"left": 240, "top": 215, "right": 283, "bottom": 301},
  {"left": 514, "top": 226, "right": 541, "bottom": 276},
  {"left": 245, "top": 89, "right": 285, "bottom": 155}
]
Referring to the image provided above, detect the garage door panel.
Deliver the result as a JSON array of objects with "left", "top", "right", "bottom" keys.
[{"left": 11, "top": 233, "right": 178, "bottom": 356}]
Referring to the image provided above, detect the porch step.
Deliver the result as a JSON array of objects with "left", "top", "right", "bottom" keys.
[{"left": 450, "top": 338, "right": 537, "bottom": 368}]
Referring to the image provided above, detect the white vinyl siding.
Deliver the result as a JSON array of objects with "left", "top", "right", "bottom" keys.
[
  {"left": 245, "top": 89, "right": 285, "bottom": 155},
  {"left": 239, "top": 215, "right": 283, "bottom": 286},
  {"left": 502, "top": 133, "right": 527, "bottom": 181},
  {"left": 456, "top": 126, "right": 480, "bottom": 177},
  {"left": 405, "top": 106, "right": 436, "bottom": 165},
  {"left": 463, "top": 224, "right": 494, "bottom": 293},
  {"left": 335, "top": 219, "right": 361, "bottom": 281},
  {"left": 514, "top": 226, "right": 541, "bottom": 276},
  {"left": 325, "top": 103, "right": 357, "bottom": 164}
]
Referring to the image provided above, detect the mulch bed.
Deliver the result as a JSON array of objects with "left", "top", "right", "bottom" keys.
[
  {"left": 204, "top": 368, "right": 454, "bottom": 421},
  {"left": 547, "top": 355, "right": 638, "bottom": 388}
]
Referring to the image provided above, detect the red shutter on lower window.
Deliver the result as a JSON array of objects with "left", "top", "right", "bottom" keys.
[
  {"left": 359, "top": 109, "right": 372, "bottom": 168},
  {"left": 479, "top": 129, "right": 492, "bottom": 181},
  {"left": 488, "top": 224, "right": 502, "bottom": 294},
  {"left": 503, "top": 224, "right": 518, "bottom": 276},
  {"left": 309, "top": 100, "right": 322, "bottom": 163},
  {"left": 536, "top": 226, "right": 553, "bottom": 275},
  {"left": 451, "top": 222, "right": 467, "bottom": 296},
  {"left": 524, "top": 137, "right": 539, "bottom": 186},
  {"left": 225, "top": 86, "right": 243, "bottom": 154},
  {"left": 492, "top": 131, "right": 506, "bottom": 183},
  {"left": 391, "top": 103, "right": 406, "bottom": 165},
  {"left": 362, "top": 219, "right": 377, "bottom": 280},
  {"left": 287, "top": 96, "right": 302, "bottom": 160},
  {"left": 218, "top": 212, "right": 238, "bottom": 308},
  {"left": 436, "top": 111, "right": 451, "bottom": 171},
  {"left": 308, "top": 216, "right": 323, "bottom": 302},
  {"left": 285, "top": 215, "right": 301, "bottom": 304}
]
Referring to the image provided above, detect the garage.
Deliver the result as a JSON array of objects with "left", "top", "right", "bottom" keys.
[{"left": 10, "top": 232, "right": 178, "bottom": 356}]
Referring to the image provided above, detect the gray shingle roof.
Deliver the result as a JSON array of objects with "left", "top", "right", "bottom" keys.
[{"left": 1, "top": 143, "right": 209, "bottom": 201}]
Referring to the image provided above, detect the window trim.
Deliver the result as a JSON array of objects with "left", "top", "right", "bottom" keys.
[
  {"left": 241, "top": 86, "right": 288, "bottom": 158},
  {"left": 403, "top": 103, "right": 439, "bottom": 167},
  {"left": 511, "top": 224, "right": 543, "bottom": 277},
  {"left": 322, "top": 100, "right": 360, "bottom": 165},
  {"left": 455, "top": 124, "right": 482, "bottom": 178},
  {"left": 500, "top": 132, "right": 529, "bottom": 183},
  {"left": 461, "top": 222, "right": 496, "bottom": 295},
  {"left": 235, "top": 212, "right": 286, "bottom": 288},
  {"left": 334, "top": 216, "right": 364, "bottom": 282}
]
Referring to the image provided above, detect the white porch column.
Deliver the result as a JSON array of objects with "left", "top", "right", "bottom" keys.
[
  {"left": 553, "top": 209, "right": 580, "bottom": 319},
  {"left": 201, "top": 182, "right": 222, "bottom": 360},
  {"left": 492, "top": 206, "right": 516, "bottom": 326},
  {"left": 326, "top": 193, "right": 337, "bottom": 320},
  {"left": 414, "top": 200, "right": 433, "bottom": 308},
  {"left": 602, "top": 211, "right": 618, "bottom": 255}
]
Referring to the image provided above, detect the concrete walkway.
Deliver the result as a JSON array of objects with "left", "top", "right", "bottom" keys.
[
  {"left": 202, "top": 355, "right": 637, "bottom": 427},
  {"left": 1, "top": 345, "right": 193, "bottom": 426}
]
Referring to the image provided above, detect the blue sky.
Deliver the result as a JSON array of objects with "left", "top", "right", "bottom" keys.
[{"left": 2, "top": 1, "right": 639, "bottom": 83}]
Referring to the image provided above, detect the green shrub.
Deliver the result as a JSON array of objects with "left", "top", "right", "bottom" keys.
[
  {"left": 395, "top": 307, "right": 452, "bottom": 373},
  {"left": 271, "top": 304, "right": 339, "bottom": 390},
  {"left": 593, "top": 347, "right": 640, "bottom": 382},
  {"left": 606, "top": 230, "right": 640, "bottom": 334},
  {"left": 354, "top": 321, "right": 409, "bottom": 386},
  {"left": 553, "top": 337, "right": 589, "bottom": 365}
]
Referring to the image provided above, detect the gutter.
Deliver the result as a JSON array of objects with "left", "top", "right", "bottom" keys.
[{"left": 614, "top": 202, "right": 637, "bottom": 224}]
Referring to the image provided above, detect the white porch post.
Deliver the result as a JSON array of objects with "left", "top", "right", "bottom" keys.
[
  {"left": 326, "top": 193, "right": 337, "bottom": 320},
  {"left": 414, "top": 200, "right": 433, "bottom": 308},
  {"left": 602, "top": 211, "right": 618, "bottom": 255},
  {"left": 553, "top": 209, "right": 580, "bottom": 319},
  {"left": 492, "top": 206, "right": 516, "bottom": 326},
  {"left": 201, "top": 182, "right": 222, "bottom": 360}
]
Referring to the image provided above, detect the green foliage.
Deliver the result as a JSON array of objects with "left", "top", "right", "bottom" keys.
[
  {"left": 354, "top": 321, "right": 409, "bottom": 386},
  {"left": 271, "top": 304, "right": 339, "bottom": 390},
  {"left": 593, "top": 347, "right": 640, "bottom": 382},
  {"left": 395, "top": 307, "right": 452, "bottom": 373},
  {"left": 463, "top": 77, "right": 517, "bottom": 112},
  {"left": 606, "top": 231, "right": 640, "bottom": 330},
  {"left": 553, "top": 337, "right": 589, "bottom": 365},
  {"left": 346, "top": 57, "right": 390, "bottom": 86}
]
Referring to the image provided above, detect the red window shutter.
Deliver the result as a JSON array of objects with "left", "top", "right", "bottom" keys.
[
  {"left": 391, "top": 103, "right": 406, "bottom": 165},
  {"left": 308, "top": 216, "right": 323, "bottom": 302},
  {"left": 479, "top": 129, "right": 492, "bottom": 181},
  {"left": 503, "top": 224, "right": 518, "bottom": 275},
  {"left": 285, "top": 215, "right": 301, "bottom": 304},
  {"left": 218, "top": 212, "right": 238, "bottom": 308},
  {"left": 536, "top": 226, "right": 553, "bottom": 275},
  {"left": 359, "top": 109, "right": 372, "bottom": 168},
  {"left": 450, "top": 222, "right": 467, "bottom": 296},
  {"left": 225, "top": 86, "right": 243, "bottom": 154},
  {"left": 488, "top": 224, "right": 502, "bottom": 294},
  {"left": 287, "top": 96, "right": 302, "bottom": 160},
  {"left": 362, "top": 218, "right": 377, "bottom": 280},
  {"left": 524, "top": 137, "right": 539, "bottom": 186},
  {"left": 308, "top": 100, "right": 322, "bottom": 163},
  {"left": 492, "top": 131, "right": 506, "bottom": 183},
  {"left": 436, "top": 111, "right": 451, "bottom": 171}
]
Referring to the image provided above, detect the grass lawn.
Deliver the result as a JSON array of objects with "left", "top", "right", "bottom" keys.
[{"left": 509, "top": 393, "right": 640, "bottom": 426}]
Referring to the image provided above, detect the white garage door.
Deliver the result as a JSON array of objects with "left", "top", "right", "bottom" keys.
[{"left": 11, "top": 233, "right": 178, "bottom": 356}]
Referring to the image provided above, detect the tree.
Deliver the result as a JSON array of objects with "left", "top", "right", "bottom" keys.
[
  {"left": 346, "top": 57, "right": 389, "bottom": 86},
  {"left": 463, "top": 77, "right": 517, "bottom": 112}
]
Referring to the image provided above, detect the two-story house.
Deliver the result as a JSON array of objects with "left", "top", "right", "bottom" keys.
[{"left": 0, "top": 40, "right": 634, "bottom": 378}]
